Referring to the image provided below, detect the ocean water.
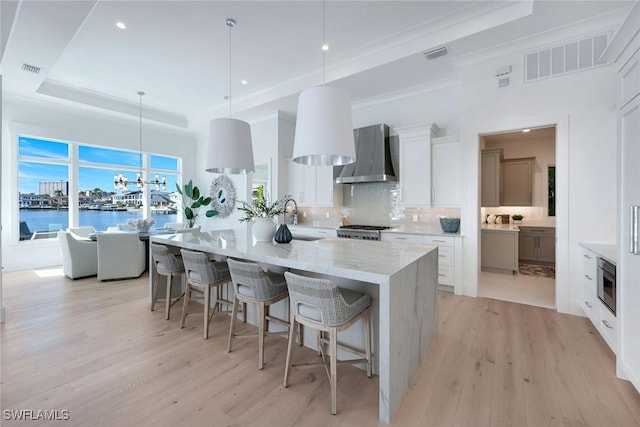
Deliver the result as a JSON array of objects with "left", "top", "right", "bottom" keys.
[{"left": 20, "top": 209, "right": 178, "bottom": 233}]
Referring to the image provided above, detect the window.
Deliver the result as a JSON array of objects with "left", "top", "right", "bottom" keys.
[
  {"left": 18, "top": 135, "right": 181, "bottom": 238},
  {"left": 18, "top": 137, "right": 69, "bottom": 240}
]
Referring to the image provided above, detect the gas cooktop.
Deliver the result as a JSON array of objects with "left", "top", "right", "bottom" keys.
[{"left": 337, "top": 225, "right": 391, "bottom": 240}]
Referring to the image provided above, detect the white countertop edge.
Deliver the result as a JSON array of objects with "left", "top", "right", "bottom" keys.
[{"left": 579, "top": 242, "right": 617, "bottom": 264}]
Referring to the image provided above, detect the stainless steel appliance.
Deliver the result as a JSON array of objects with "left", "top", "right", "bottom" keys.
[
  {"left": 597, "top": 257, "right": 616, "bottom": 316},
  {"left": 337, "top": 225, "right": 390, "bottom": 240},
  {"left": 335, "top": 124, "right": 397, "bottom": 184}
]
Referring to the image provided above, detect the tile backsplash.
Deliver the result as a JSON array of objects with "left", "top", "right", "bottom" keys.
[{"left": 294, "top": 181, "right": 460, "bottom": 228}]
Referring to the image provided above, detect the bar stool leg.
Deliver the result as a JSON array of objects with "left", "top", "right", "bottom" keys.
[
  {"left": 283, "top": 316, "right": 296, "bottom": 388},
  {"left": 364, "top": 309, "right": 372, "bottom": 378},
  {"left": 227, "top": 296, "right": 239, "bottom": 353},
  {"left": 258, "top": 302, "right": 266, "bottom": 370},
  {"left": 151, "top": 270, "right": 159, "bottom": 311},
  {"left": 204, "top": 285, "right": 211, "bottom": 340},
  {"left": 329, "top": 327, "right": 338, "bottom": 415},
  {"left": 180, "top": 283, "right": 190, "bottom": 329},
  {"left": 165, "top": 274, "right": 173, "bottom": 320}
]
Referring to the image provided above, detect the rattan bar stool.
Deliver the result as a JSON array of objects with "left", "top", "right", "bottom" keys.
[
  {"left": 283, "top": 271, "right": 372, "bottom": 415},
  {"left": 179, "top": 249, "right": 233, "bottom": 339},
  {"left": 150, "top": 243, "right": 185, "bottom": 320},
  {"left": 226, "top": 258, "right": 290, "bottom": 370}
]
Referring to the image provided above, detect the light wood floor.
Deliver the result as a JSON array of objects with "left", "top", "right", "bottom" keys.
[{"left": 1, "top": 268, "right": 639, "bottom": 427}]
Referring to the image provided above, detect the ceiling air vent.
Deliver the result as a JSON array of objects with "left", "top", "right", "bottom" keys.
[
  {"left": 525, "top": 33, "right": 609, "bottom": 82},
  {"left": 424, "top": 46, "right": 448, "bottom": 61},
  {"left": 21, "top": 63, "right": 41, "bottom": 74}
]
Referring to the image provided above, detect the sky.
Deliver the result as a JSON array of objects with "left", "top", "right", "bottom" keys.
[{"left": 18, "top": 136, "right": 179, "bottom": 194}]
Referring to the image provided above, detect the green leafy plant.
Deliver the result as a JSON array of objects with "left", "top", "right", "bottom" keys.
[
  {"left": 512, "top": 214, "right": 524, "bottom": 221},
  {"left": 237, "top": 188, "right": 288, "bottom": 223},
  {"left": 163, "top": 180, "right": 218, "bottom": 227}
]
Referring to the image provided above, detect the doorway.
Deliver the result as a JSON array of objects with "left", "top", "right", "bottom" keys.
[{"left": 478, "top": 126, "right": 557, "bottom": 309}]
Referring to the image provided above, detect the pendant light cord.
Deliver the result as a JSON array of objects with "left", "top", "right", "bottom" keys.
[
  {"left": 138, "top": 90, "right": 144, "bottom": 178},
  {"left": 226, "top": 19, "right": 235, "bottom": 116},
  {"left": 322, "top": 0, "right": 326, "bottom": 86}
]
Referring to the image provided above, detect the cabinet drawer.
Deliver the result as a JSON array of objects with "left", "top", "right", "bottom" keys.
[
  {"left": 519, "top": 227, "right": 555, "bottom": 237},
  {"left": 381, "top": 233, "right": 423, "bottom": 243},
  {"left": 599, "top": 305, "right": 617, "bottom": 352},
  {"left": 423, "top": 236, "right": 454, "bottom": 247},
  {"left": 438, "top": 264, "right": 454, "bottom": 285},
  {"left": 582, "top": 283, "right": 598, "bottom": 323},
  {"left": 437, "top": 246, "right": 454, "bottom": 266}
]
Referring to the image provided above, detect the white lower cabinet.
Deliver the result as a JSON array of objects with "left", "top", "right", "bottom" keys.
[
  {"left": 580, "top": 245, "right": 617, "bottom": 354},
  {"left": 381, "top": 232, "right": 462, "bottom": 293}
]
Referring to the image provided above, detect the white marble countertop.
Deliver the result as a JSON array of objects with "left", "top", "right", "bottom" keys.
[
  {"left": 481, "top": 223, "right": 520, "bottom": 232},
  {"left": 580, "top": 242, "right": 617, "bottom": 264},
  {"left": 151, "top": 229, "right": 437, "bottom": 283}
]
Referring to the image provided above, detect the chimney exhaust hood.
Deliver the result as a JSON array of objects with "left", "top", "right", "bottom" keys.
[{"left": 335, "top": 124, "right": 395, "bottom": 184}]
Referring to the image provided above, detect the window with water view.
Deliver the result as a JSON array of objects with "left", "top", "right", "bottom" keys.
[{"left": 18, "top": 136, "right": 181, "bottom": 241}]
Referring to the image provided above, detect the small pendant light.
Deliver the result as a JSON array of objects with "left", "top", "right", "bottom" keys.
[
  {"left": 206, "top": 18, "right": 255, "bottom": 174},
  {"left": 292, "top": 1, "right": 356, "bottom": 166}
]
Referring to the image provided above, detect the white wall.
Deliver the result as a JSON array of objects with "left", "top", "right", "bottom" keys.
[
  {"left": 346, "top": 51, "right": 618, "bottom": 315},
  {"left": 1, "top": 95, "right": 197, "bottom": 271}
]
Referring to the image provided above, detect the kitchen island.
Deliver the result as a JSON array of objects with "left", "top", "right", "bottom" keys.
[{"left": 150, "top": 229, "right": 438, "bottom": 423}]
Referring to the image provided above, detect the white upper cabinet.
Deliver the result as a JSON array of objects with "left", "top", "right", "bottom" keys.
[
  {"left": 431, "top": 135, "right": 462, "bottom": 206},
  {"left": 286, "top": 159, "right": 341, "bottom": 207},
  {"left": 395, "top": 123, "right": 439, "bottom": 206}
]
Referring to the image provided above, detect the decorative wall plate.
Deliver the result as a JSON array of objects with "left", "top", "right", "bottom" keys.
[{"left": 210, "top": 175, "right": 236, "bottom": 218}]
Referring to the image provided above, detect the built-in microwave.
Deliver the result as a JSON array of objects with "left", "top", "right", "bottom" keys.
[{"left": 597, "top": 257, "right": 616, "bottom": 316}]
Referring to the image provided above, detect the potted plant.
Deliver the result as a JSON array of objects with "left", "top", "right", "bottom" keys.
[
  {"left": 512, "top": 214, "right": 524, "bottom": 224},
  {"left": 238, "top": 188, "right": 288, "bottom": 242},
  {"left": 163, "top": 180, "right": 218, "bottom": 228}
]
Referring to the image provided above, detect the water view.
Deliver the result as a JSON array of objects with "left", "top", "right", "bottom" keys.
[{"left": 20, "top": 209, "right": 178, "bottom": 234}]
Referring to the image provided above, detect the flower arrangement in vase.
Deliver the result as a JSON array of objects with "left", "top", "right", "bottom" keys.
[{"left": 238, "top": 187, "right": 288, "bottom": 242}]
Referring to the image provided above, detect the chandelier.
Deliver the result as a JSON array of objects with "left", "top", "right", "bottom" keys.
[{"left": 114, "top": 91, "right": 167, "bottom": 191}]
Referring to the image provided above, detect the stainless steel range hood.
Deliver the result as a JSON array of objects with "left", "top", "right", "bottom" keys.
[{"left": 335, "top": 124, "right": 395, "bottom": 184}]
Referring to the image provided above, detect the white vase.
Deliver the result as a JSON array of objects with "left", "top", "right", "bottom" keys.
[{"left": 252, "top": 217, "right": 276, "bottom": 242}]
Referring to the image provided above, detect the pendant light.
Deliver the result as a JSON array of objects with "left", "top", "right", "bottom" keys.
[
  {"left": 114, "top": 91, "right": 166, "bottom": 191},
  {"left": 205, "top": 18, "right": 254, "bottom": 174},
  {"left": 292, "top": 1, "right": 355, "bottom": 166}
]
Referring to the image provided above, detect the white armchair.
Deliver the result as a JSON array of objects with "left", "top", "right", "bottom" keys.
[
  {"left": 68, "top": 226, "right": 96, "bottom": 238},
  {"left": 58, "top": 231, "right": 98, "bottom": 279},
  {"left": 96, "top": 232, "right": 146, "bottom": 281}
]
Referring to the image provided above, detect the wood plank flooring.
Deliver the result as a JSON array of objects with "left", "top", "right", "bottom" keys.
[{"left": 1, "top": 268, "right": 639, "bottom": 426}]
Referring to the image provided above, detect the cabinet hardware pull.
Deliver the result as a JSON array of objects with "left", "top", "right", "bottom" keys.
[
  {"left": 585, "top": 274, "right": 592, "bottom": 280},
  {"left": 433, "top": 239, "right": 445, "bottom": 243},
  {"left": 602, "top": 320, "right": 613, "bottom": 329},
  {"left": 396, "top": 237, "right": 407, "bottom": 240},
  {"left": 585, "top": 301, "right": 592, "bottom": 308},
  {"left": 583, "top": 254, "right": 592, "bottom": 259},
  {"left": 438, "top": 274, "right": 445, "bottom": 277}
]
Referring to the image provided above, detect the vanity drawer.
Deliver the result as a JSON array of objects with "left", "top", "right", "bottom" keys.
[
  {"left": 438, "top": 264, "right": 454, "bottom": 285},
  {"left": 437, "top": 246, "right": 454, "bottom": 266}
]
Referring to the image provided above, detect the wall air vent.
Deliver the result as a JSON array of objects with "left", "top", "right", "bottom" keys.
[
  {"left": 21, "top": 63, "right": 41, "bottom": 74},
  {"left": 424, "top": 46, "right": 448, "bottom": 61},
  {"left": 525, "top": 33, "right": 609, "bottom": 83}
]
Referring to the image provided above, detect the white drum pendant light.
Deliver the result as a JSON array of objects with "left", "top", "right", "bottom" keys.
[
  {"left": 206, "top": 18, "right": 254, "bottom": 174},
  {"left": 292, "top": 1, "right": 355, "bottom": 166},
  {"left": 293, "top": 86, "right": 355, "bottom": 165}
]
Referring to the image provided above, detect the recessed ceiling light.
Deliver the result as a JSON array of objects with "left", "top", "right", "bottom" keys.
[
  {"left": 522, "top": 129, "right": 531, "bottom": 132},
  {"left": 321, "top": 44, "right": 329, "bottom": 51},
  {"left": 116, "top": 22, "right": 127, "bottom": 30},
  {"left": 241, "top": 80, "right": 248, "bottom": 85}
]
